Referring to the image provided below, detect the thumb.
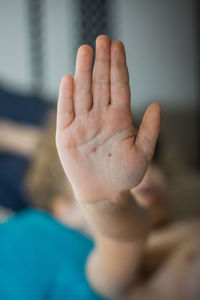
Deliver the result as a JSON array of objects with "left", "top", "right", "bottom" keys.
[{"left": 135, "top": 103, "right": 162, "bottom": 163}]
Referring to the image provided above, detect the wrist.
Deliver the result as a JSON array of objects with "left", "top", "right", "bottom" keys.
[
  {"left": 72, "top": 181, "right": 122, "bottom": 204},
  {"left": 80, "top": 191, "right": 151, "bottom": 241}
]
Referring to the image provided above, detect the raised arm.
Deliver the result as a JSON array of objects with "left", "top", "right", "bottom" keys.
[{"left": 56, "top": 35, "right": 161, "bottom": 299}]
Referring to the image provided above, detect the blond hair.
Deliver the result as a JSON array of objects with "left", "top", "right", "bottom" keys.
[{"left": 25, "top": 108, "right": 74, "bottom": 211}]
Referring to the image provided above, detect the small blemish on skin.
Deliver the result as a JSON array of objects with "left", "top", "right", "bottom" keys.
[
  {"left": 108, "top": 153, "right": 112, "bottom": 157},
  {"left": 92, "top": 148, "right": 96, "bottom": 153}
]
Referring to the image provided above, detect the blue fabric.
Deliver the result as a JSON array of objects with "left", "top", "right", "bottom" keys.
[
  {"left": 0, "top": 87, "right": 52, "bottom": 211},
  {"left": 0, "top": 152, "right": 30, "bottom": 211},
  {"left": 0, "top": 209, "right": 105, "bottom": 300},
  {"left": 0, "top": 87, "right": 52, "bottom": 126}
]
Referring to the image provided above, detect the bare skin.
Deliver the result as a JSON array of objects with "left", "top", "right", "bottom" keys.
[
  {"left": 56, "top": 36, "right": 161, "bottom": 204},
  {"left": 128, "top": 221, "right": 200, "bottom": 300},
  {"left": 56, "top": 35, "right": 200, "bottom": 300},
  {"left": 56, "top": 34, "right": 161, "bottom": 298}
]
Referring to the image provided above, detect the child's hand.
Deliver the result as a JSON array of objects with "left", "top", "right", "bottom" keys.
[{"left": 56, "top": 35, "right": 161, "bottom": 203}]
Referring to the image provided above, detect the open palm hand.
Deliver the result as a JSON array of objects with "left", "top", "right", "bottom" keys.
[{"left": 56, "top": 35, "right": 161, "bottom": 203}]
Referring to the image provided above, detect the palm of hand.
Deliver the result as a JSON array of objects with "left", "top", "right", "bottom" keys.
[{"left": 56, "top": 36, "right": 161, "bottom": 202}]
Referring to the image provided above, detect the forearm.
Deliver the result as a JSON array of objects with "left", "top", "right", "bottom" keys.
[
  {"left": 81, "top": 191, "right": 150, "bottom": 241},
  {"left": 87, "top": 233, "right": 147, "bottom": 299},
  {"left": 81, "top": 191, "right": 151, "bottom": 298}
]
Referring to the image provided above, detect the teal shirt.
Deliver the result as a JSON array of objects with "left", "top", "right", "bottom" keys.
[{"left": 0, "top": 209, "right": 105, "bottom": 300}]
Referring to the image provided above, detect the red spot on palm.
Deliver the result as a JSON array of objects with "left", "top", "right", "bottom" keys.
[
  {"left": 92, "top": 148, "right": 96, "bottom": 153},
  {"left": 108, "top": 153, "right": 112, "bottom": 157}
]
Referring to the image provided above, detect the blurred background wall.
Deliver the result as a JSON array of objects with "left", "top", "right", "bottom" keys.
[
  {"left": 0, "top": 0, "right": 199, "bottom": 217},
  {"left": 0, "top": 0, "right": 199, "bottom": 165},
  {"left": 0, "top": 0, "right": 77, "bottom": 97},
  {"left": 0, "top": 0, "right": 198, "bottom": 107}
]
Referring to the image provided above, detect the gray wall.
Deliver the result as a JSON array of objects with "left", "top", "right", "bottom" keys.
[
  {"left": 115, "top": 0, "right": 198, "bottom": 111},
  {"left": 0, "top": 0, "right": 76, "bottom": 98},
  {"left": 0, "top": 0, "right": 30, "bottom": 92},
  {"left": 0, "top": 0, "right": 198, "bottom": 111}
]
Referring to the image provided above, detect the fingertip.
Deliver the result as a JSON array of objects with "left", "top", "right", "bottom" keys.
[
  {"left": 75, "top": 45, "right": 93, "bottom": 74},
  {"left": 111, "top": 40, "right": 126, "bottom": 64},
  {"left": 61, "top": 74, "right": 73, "bottom": 86},
  {"left": 111, "top": 40, "right": 125, "bottom": 53},
  {"left": 78, "top": 44, "right": 93, "bottom": 56},
  {"left": 136, "top": 103, "right": 162, "bottom": 162},
  {"left": 62, "top": 74, "right": 73, "bottom": 80},
  {"left": 95, "top": 34, "right": 111, "bottom": 62},
  {"left": 96, "top": 34, "right": 111, "bottom": 43},
  {"left": 144, "top": 103, "right": 162, "bottom": 126},
  {"left": 112, "top": 40, "right": 124, "bottom": 47},
  {"left": 148, "top": 103, "right": 162, "bottom": 130},
  {"left": 57, "top": 74, "right": 74, "bottom": 128},
  {"left": 95, "top": 35, "right": 111, "bottom": 58},
  {"left": 148, "top": 102, "right": 162, "bottom": 114},
  {"left": 59, "top": 74, "right": 73, "bottom": 95}
]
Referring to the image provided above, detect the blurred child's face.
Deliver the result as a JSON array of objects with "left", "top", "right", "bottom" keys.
[
  {"left": 131, "top": 165, "right": 167, "bottom": 226},
  {"left": 51, "top": 196, "right": 92, "bottom": 236},
  {"left": 131, "top": 165, "right": 166, "bottom": 206}
]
